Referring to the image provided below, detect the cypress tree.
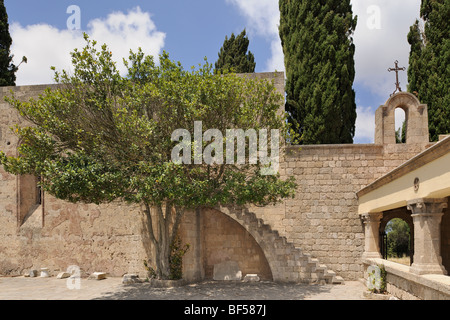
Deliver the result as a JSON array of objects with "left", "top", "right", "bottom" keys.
[
  {"left": 407, "top": 0, "right": 449, "bottom": 141},
  {"left": 0, "top": 0, "right": 17, "bottom": 86},
  {"left": 279, "top": 0, "right": 357, "bottom": 144},
  {"left": 215, "top": 29, "right": 256, "bottom": 74}
]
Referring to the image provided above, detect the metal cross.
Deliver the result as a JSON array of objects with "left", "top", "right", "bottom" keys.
[{"left": 388, "top": 60, "right": 406, "bottom": 96}]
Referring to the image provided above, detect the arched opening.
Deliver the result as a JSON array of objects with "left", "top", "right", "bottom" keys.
[
  {"left": 395, "top": 107, "right": 406, "bottom": 144},
  {"left": 379, "top": 208, "right": 414, "bottom": 266},
  {"left": 384, "top": 218, "right": 411, "bottom": 265}
]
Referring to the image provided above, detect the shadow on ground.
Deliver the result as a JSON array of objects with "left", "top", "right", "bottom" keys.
[{"left": 93, "top": 281, "right": 344, "bottom": 300}]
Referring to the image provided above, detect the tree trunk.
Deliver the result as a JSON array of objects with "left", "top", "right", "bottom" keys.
[{"left": 143, "top": 202, "right": 184, "bottom": 280}]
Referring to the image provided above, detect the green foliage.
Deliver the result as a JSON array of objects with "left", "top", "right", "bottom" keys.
[
  {"left": 379, "top": 265, "right": 387, "bottom": 293},
  {"left": 169, "top": 233, "right": 190, "bottom": 280},
  {"left": 215, "top": 29, "right": 256, "bottom": 74},
  {"left": 143, "top": 260, "right": 158, "bottom": 280},
  {"left": 407, "top": 0, "right": 450, "bottom": 141},
  {"left": 0, "top": 33, "right": 297, "bottom": 279},
  {"left": 0, "top": 0, "right": 17, "bottom": 86},
  {"left": 367, "top": 264, "right": 387, "bottom": 294},
  {"left": 279, "top": 0, "right": 358, "bottom": 144},
  {"left": 1, "top": 33, "right": 296, "bottom": 209},
  {"left": 386, "top": 218, "right": 410, "bottom": 259}
]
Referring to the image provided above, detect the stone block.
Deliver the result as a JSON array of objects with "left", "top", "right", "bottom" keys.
[
  {"left": 27, "top": 270, "right": 38, "bottom": 278},
  {"left": 40, "top": 268, "right": 50, "bottom": 278},
  {"left": 243, "top": 274, "right": 260, "bottom": 282},
  {"left": 122, "top": 274, "right": 141, "bottom": 285},
  {"left": 213, "top": 261, "right": 242, "bottom": 281},
  {"left": 88, "top": 272, "right": 107, "bottom": 280},
  {"left": 56, "top": 272, "right": 71, "bottom": 279}
]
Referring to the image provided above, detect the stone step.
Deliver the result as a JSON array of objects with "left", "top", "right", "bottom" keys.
[{"left": 226, "top": 208, "right": 343, "bottom": 285}]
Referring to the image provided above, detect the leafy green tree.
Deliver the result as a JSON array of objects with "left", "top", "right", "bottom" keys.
[
  {"left": 0, "top": 0, "right": 17, "bottom": 86},
  {"left": 279, "top": 0, "right": 357, "bottom": 144},
  {"left": 407, "top": 0, "right": 450, "bottom": 141},
  {"left": 0, "top": 34, "right": 296, "bottom": 279},
  {"left": 215, "top": 29, "right": 256, "bottom": 74},
  {"left": 386, "top": 218, "right": 410, "bottom": 258}
]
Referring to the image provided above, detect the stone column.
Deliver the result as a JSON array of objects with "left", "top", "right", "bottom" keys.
[
  {"left": 361, "top": 212, "right": 383, "bottom": 259},
  {"left": 407, "top": 198, "right": 448, "bottom": 275}
]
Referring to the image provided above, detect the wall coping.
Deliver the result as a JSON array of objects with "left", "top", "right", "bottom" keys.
[
  {"left": 286, "top": 144, "right": 384, "bottom": 158},
  {"left": 287, "top": 143, "right": 382, "bottom": 150},
  {"left": 0, "top": 84, "right": 62, "bottom": 95}
]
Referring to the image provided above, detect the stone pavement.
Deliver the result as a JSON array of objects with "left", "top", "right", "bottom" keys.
[{"left": 0, "top": 276, "right": 370, "bottom": 300}]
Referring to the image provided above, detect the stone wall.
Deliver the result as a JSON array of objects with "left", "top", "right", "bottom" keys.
[
  {"left": 363, "top": 258, "right": 450, "bottom": 300},
  {"left": 275, "top": 143, "right": 430, "bottom": 280},
  {"left": 0, "top": 77, "right": 438, "bottom": 282},
  {"left": 0, "top": 85, "right": 148, "bottom": 277}
]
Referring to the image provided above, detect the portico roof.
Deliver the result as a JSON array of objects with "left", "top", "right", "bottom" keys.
[{"left": 357, "top": 135, "right": 450, "bottom": 214}]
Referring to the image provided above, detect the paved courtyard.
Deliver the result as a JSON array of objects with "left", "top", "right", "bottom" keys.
[{"left": 0, "top": 276, "right": 370, "bottom": 300}]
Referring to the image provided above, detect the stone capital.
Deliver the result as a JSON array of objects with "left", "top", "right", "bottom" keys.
[
  {"left": 360, "top": 212, "right": 383, "bottom": 224},
  {"left": 406, "top": 198, "right": 448, "bottom": 216}
]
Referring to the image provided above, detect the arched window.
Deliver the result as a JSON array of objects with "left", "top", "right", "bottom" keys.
[
  {"left": 395, "top": 108, "right": 406, "bottom": 144},
  {"left": 379, "top": 208, "right": 414, "bottom": 266}
]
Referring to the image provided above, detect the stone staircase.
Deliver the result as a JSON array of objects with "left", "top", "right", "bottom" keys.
[{"left": 219, "top": 206, "right": 344, "bottom": 285}]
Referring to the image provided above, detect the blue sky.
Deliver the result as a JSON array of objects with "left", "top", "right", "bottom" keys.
[{"left": 4, "top": 0, "right": 421, "bottom": 144}]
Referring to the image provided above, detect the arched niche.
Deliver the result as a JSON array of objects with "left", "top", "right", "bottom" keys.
[{"left": 201, "top": 208, "right": 273, "bottom": 281}]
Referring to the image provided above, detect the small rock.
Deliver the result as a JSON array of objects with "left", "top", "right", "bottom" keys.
[
  {"left": 122, "top": 274, "right": 141, "bottom": 285},
  {"left": 40, "top": 268, "right": 50, "bottom": 278},
  {"left": 28, "top": 270, "right": 38, "bottom": 278},
  {"left": 243, "top": 274, "right": 260, "bottom": 282},
  {"left": 56, "top": 272, "right": 71, "bottom": 279},
  {"left": 88, "top": 272, "right": 107, "bottom": 280}
]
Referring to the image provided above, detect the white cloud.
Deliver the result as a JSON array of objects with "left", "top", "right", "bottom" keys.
[
  {"left": 351, "top": 0, "right": 421, "bottom": 97},
  {"left": 228, "top": 0, "right": 422, "bottom": 143},
  {"left": 355, "top": 106, "right": 376, "bottom": 143},
  {"left": 11, "top": 7, "right": 166, "bottom": 86},
  {"left": 266, "top": 38, "right": 284, "bottom": 72},
  {"left": 226, "top": 0, "right": 421, "bottom": 93}
]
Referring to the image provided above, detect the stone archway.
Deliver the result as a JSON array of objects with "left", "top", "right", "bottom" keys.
[{"left": 379, "top": 207, "right": 414, "bottom": 265}]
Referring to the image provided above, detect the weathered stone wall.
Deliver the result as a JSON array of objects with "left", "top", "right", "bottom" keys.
[
  {"left": 0, "top": 77, "right": 437, "bottom": 282},
  {"left": 4, "top": 196, "right": 146, "bottom": 277},
  {"left": 0, "top": 85, "right": 148, "bottom": 277},
  {"left": 363, "top": 258, "right": 450, "bottom": 300},
  {"left": 273, "top": 143, "right": 429, "bottom": 280}
]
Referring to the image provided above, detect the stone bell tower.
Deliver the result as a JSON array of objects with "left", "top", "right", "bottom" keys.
[{"left": 374, "top": 92, "right": 429, "bottom": 145}]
